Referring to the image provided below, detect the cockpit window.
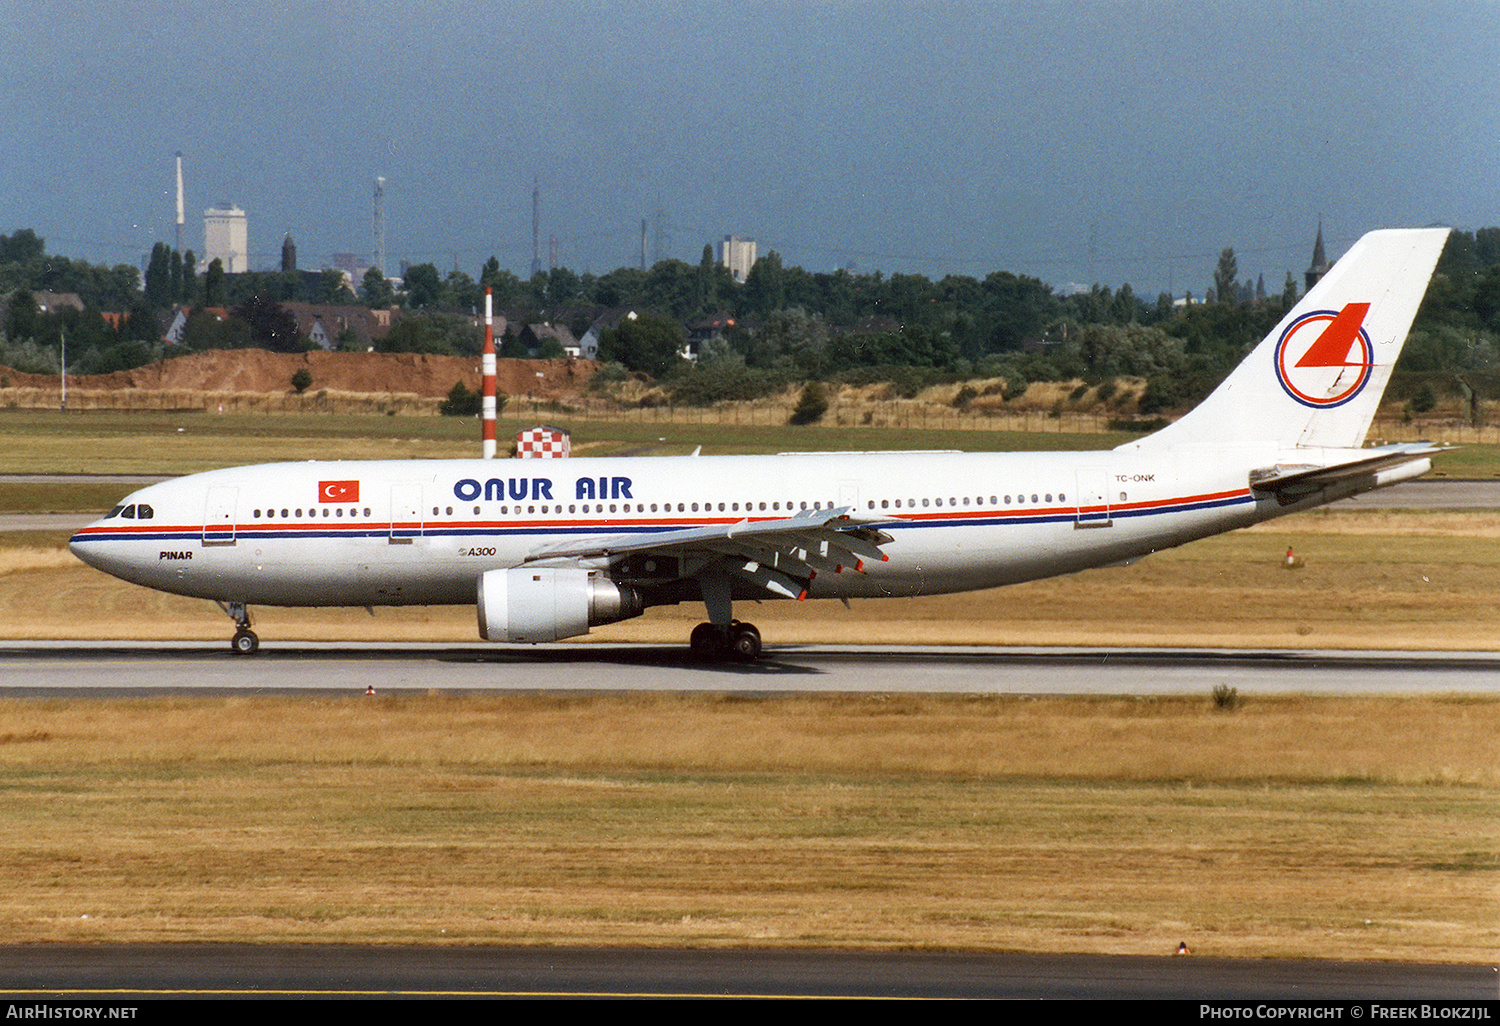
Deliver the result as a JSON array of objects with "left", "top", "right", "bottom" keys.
[
  {"left": 120, "top": 505, "right": 137, "bottom": 519},
  {"left": 107, "top": 505, "right": 126, "bottom": 519},
  {"left": 136, "top": 504, "right": 154, "bottom": 519}
]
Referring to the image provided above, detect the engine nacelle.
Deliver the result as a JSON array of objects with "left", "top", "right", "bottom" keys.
[{"left": 477, "top": 567, "right": 644, "bottom": 643}]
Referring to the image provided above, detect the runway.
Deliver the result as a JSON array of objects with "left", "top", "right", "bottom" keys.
[
  {"left": 5, "top": 641, "right": 1500, "bottom": 695},
  {"left": 0, "top": 943, "right": 1494, "bottom": 999}
]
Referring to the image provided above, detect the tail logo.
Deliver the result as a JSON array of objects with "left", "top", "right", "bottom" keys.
[{"left": 1273, "top": 302, "right": 1374, "bottom": 409}]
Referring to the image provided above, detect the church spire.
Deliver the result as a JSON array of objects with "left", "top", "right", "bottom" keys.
[{"left": 1305, "top": 220, "right": 1329, "bottom": 292}]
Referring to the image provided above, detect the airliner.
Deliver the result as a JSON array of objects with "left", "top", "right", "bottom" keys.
[{"left": 70, "top": 228, "right": 1450, "bottom": 659}]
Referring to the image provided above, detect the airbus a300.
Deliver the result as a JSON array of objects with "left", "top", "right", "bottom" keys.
[{"left": 70, "top": 228, "right": 1450, "bottom": 659}]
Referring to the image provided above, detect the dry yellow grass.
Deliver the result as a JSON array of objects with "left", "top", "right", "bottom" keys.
[{"left": 0, "top": 693, "right": 1495, "bottom": 958}]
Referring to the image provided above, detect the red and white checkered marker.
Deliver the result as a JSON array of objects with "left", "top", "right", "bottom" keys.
[{"left": 516, "top": 426, "right": 570, "bottom": 458}]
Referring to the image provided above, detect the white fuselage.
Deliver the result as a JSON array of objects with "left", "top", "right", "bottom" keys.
[{"left": 69, "top": 446, "right": 1319, "bottom": 611}]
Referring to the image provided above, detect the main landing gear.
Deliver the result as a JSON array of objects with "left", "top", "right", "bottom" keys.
[
  {"left": 218, "top": 600, "right": 259, "bottom": 656},
  {"left": 690, "top": 620, "right": 762, "bottom": 662}
]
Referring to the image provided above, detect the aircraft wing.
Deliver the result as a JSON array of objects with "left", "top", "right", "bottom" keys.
[
  {"left": 1249, "top": 443, "right": 1445, "bottom": 497},
  {"left": 521, "top": 506, "right": 895, "bottom": 599}
]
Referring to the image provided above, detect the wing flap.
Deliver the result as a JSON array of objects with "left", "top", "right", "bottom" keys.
[{"left": 520, "top": 506, "right": 896, "bottom": 598}]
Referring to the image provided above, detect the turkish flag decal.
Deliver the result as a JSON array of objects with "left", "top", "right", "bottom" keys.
[{"left": 319, "top": 480, "right": 360, "bottom": 502}]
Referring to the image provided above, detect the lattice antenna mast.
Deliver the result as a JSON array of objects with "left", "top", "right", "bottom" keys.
[{"left": 530, "top": 176, "right": 542, "bottom": 278}]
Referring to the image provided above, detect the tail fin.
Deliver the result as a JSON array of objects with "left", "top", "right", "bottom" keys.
[{"left": 1126, "top": 227, "right": 1450, "bottom": 452}]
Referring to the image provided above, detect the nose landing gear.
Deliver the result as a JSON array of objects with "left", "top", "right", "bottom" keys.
[{"left": 217, "top": 600, "right": 260, "bottom": 656}]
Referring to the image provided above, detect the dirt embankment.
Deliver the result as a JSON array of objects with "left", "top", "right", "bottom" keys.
[{"left": 1, "top": 349, "right": 597, "bottom": 401}]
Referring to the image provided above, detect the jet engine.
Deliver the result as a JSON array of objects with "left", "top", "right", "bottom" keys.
[{"left": 477, "top": 567, "right": 644, "bottom": 643}]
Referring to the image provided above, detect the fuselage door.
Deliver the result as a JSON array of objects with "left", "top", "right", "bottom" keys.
[
  {"left": 203, "top": 486, "right": 239, "bottom": 545},
  {"left": 389, "top": 484, "right": 423, "bottom": 543},
  {"left": 838, "top": 479, "right": 860, "bottom": 514},
  {"left": 1074, "top": 469, "right": 1112, "bottom": 528}
]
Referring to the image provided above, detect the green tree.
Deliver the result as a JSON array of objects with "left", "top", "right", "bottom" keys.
[
  {"left": 0, "top": 229, "right": 45, "bottom": 265},
  {"left": 597, "top": 314, "right": 683, "bottom": 377},
  {"left": 235, "top": 294, "right": 303, "bottom": 352},
  {"left": 290, "top": 368, "right": 313, "bottom": 394},
  {"left": 143, "top": 243, "right": 172, "bottom": 308},
  {"left": 180, "top": 250, "right": 197, "bottom": 304},
  {"left": 403, "top": 263, "right": 441, "bottom": 308},
  {"left": 203, "top": 258, "right": 228, "bottom": 306},
  {"left": 4, "top": 289, "right": 38, "bottom": 339},
  {"left": 788, "top": 380, "right": 830, "bottom": 425},
  {"left": 361, "top": 267, "right": 394, "bottom": 308},
  {"left": 1214, "top": 247, "right": 1238, "bottom": 305}
]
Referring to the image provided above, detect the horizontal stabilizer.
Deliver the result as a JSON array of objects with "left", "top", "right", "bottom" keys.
[{"left": 1249, "top": 443, "right": 1445, "bottom": 495}]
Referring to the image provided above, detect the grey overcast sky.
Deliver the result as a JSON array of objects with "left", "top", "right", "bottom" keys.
[{"left": 3, "top": 0, "right": 1496, "bottom": 297}]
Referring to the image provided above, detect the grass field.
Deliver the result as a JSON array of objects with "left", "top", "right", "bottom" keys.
[{"left": 0, "top": 692, "right": 1495, "bottom": 958}]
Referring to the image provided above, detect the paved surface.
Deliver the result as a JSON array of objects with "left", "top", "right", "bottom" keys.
[
  {"left": 0, "top": 943, "right": 1493, "bottom": 999},
  {"left": 4, "top": 642, "right": 1500, "bottom": 695}
]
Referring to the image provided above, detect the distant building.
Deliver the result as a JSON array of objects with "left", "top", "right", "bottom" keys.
[
  {"left": 576, "top": 308, "right": 644, "bottom": 361},
  {"left": 519, "top": 322, "right": 577, "bottom": 358},
  {"left": 720, "top": 235, "right": 757, "bottom": 283},
  {"left": 282, "top": 302, "right": 401, "bottom": 351},
  {"left": 1305, "top": 222, "right": 1330, "bottom": 293},
  {"left": 281, "top": 233, "right": 297, "bottom": 272},
  {"left": 204, "top": 205, "right": 248, "bottom": 273},
  {"left": 34, "top": 292, "right": 85, "bottom": 314},
  {"left": 332, "top": 252, "right": 373, "bottom": 280}
]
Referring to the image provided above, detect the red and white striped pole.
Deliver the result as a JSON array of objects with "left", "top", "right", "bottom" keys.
[{"left": 482, "top": 287, "right": 497, "bottom": 459}]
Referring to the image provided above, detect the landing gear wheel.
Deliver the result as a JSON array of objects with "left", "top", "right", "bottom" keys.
[
  {"left": 690, "top": 622, "right": 724, "bottom": 658},
  {"left": 728, "top": 622, "right": 762, "bottom": 662},
  {"left": 231, "top": 629, "right": 260, "bottom": 656}
]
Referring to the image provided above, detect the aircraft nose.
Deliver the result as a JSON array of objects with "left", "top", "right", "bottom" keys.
[{"left": 68, "top": 522, "right": 109, "bottom": 572}]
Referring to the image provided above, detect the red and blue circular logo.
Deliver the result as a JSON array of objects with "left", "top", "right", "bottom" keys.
[{"left": 1273, "top": 302, "right": 1374, "bottom": 409}]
